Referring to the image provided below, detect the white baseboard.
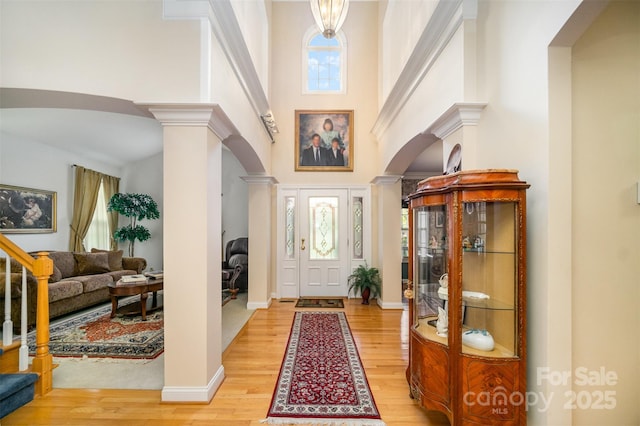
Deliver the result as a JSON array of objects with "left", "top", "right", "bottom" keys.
[
  {"left": 247, "top": 298, "right": 272, "bottom": 310},
  {"left": 161, "top": 365, "right": 225, "bottom": 402},
  {"left": 376, "top": 299, "right": 405, "bottom": 310}
]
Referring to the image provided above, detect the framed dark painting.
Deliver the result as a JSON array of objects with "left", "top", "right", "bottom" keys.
[
  {"left": 0, "top": 184, "right": 57, "bottom": 233},
  {"left": 295, "top": 110, "right": 354, "bottom": 171}
]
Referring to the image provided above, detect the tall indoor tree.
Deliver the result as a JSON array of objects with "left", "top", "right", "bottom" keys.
[{"left": 107, "top": 193, "right": 160, "bottom": 257}]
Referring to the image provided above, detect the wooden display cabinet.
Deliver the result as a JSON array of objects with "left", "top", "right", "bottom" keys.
[{"left": 406, "top": 169, "right": 529, "bottom": 425}]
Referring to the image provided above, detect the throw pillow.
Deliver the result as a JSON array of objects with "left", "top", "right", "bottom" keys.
[
  {"left": 73, "top": 252, "right": 110, "bottom": 275},
  {"left": 48, "top": 252, "right": 76, "bottom": 279},
  {"left": 90, "top": 248, "right": 124, "bottom": 271}
]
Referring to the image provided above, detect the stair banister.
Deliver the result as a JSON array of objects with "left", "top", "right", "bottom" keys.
[
  {"left": 0, "top": 233, "right": 53, "bottom": 395},
  {"left": 20, "top": 265, "right": 28, "bottom": 371},
  {"left": 3, "top": 252, "right": 11, "bottom": 345}
]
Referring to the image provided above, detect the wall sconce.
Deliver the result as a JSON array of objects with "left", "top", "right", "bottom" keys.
[
  {"left": 260, "top": 112, "right": 279, "bottom": 143},
  {"left": 310, "top": 0, "right": 349, "bottom": 39}
]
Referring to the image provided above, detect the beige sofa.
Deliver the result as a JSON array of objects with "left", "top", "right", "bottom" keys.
[{"left": 0, "top": 249, "right": 146, "bottom": 330}]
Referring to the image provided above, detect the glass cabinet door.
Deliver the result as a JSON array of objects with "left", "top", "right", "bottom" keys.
[
  {"left": 461, "top": 201, "right": 518, "bottom": 358},
  {"left": 413, "top": 205, "right": 448, "bottom": 345}
]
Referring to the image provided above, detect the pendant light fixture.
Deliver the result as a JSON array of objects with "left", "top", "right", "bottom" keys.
[{"left": 310, "top": 0, "right": 349, "bottom": 39}]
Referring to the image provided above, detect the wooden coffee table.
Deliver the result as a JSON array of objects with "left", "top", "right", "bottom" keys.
[{"left": 108, "top": 277, "right": 163, "bottom": 321}]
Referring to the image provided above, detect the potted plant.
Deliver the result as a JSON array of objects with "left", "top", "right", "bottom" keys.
[
  {"left": 107, "top": 193, "right": 160, "bottom": 257},
  {"left": 347, "top": 262, "right": 382, "bottom": 305}
]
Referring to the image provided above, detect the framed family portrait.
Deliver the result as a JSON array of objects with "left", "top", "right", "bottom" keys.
[
  {"left": 295, "top": 110, "right": 354, "bottom": 172},
  {"left": 0, "top": 184, "right": 57, "bottom": 233}
]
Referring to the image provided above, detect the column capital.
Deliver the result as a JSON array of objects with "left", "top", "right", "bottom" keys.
[
  {"left": 430, "top": 102, "right": 487, "bottom": 140},
  {"left": 241, "top": 175, "right": 278, "bottom": 185},
  {"left": 137, "top": 103, "right": 239, "bottom": 141},
  {"left": 371, "top": 175, "right": 402, "bottom": 186}
]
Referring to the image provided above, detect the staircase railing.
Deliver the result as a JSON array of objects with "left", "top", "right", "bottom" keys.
[{"left": 0, "top": 233, "right": 53, "bottom": 395}]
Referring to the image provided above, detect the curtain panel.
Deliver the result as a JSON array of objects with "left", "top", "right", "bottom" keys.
[{"left": 69, "top": 166, "right": 120, "bottom": 252}]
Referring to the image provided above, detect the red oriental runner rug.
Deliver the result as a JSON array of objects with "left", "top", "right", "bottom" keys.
[{"left": 263, "top": 311, "right": 385, "bottom": 425}]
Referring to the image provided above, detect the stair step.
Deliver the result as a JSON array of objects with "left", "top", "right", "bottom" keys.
[
  {"left": 0, "top": 340, "right": 22, "bottom": 374},
  {"left": 0, "top": 373, "right": 38, "bottom": 419}
]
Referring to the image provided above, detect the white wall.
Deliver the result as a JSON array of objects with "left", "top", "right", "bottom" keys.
[
  {"left": 380, "top": 0, "right": 437, "bottom": 101},
  {"left": 210, "top": 29, "right": 273, "bottom": 173},
  {"left": 120, "top": 152, "right": 163, "bottom": 270},
  {"left": 231, "top": 0, "right": 270, "bottom": 96},
  {"left": 0, "top": 131, "right": 121, "bottom": 252},
  {"left": 571, "top": 2, "right": 640, "bottom": 423},
  {"left": 0, "top": 0, "right": 202, "bottom": 103}
]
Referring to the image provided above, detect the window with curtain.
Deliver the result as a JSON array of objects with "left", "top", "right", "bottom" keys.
[
  {"left": 70, "top": 165, "right": 120, "bottom": 252},
  {"left": 83, "top": 182, "right": 110, "bottom": 251},
  {"left": 304, "top": 30, "right": 347, "bottom": 93}
]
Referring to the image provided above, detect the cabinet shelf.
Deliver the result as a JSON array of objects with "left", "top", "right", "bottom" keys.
[
  {"left": 436, "top": 288, "right": 515, "bottom": 310},
  {"left": 463, "top": 248, "right": 515, "bottom": 255},
  {"left": 463, "top": 298, "right": 514, "bottom": 311},
  {"left": 415, "top": 319, "right": 516, "bottom": 358},
  {"left": 415, "top": 317, "right": 447, "bottom": 345}
]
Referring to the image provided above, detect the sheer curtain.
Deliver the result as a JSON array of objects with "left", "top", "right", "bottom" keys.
[
  {"left": 83, "top": 184, "right": 110, "bottom": 251},
  {"left": 101, "top": 174, "right": 120, "bottom": 250},
  {"left": 69, "top": 166, "right": 118, "bottom": 252}
]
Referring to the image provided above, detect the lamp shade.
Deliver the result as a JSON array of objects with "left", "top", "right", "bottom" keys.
[{"left": 310, "top": 0, "right": 349, "bottom": 39}]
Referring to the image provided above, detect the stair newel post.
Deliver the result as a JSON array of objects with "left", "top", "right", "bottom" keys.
[{"left": 30, "top": 252, "right": 53, "bottom": 395}]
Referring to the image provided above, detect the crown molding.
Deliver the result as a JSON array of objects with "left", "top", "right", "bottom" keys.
[
  {"left": 137, "top": 103, "right": 239, "bottom": 141},
  {"left": 371, "top": 175, "right": 403, "bottom": 185},
  {"left": 241, "top": 175, "right": 279, "bottom": 185},
  {"left": 372, "top": 0, "right": 477, "bottom": 139},
  {"left": 429, "top": 102, "right": 487, "bottom": 139}
]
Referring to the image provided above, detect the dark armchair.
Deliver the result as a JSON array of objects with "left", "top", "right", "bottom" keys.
[{"left": 222, "top": 237, "right": 248, "bottom": 292}]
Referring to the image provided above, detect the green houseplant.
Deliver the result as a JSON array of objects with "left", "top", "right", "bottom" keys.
[
  {"left": 107, "top": 193, "right": 160, "bottom": 257},
  {"left": 347, "top": 262, "right": 382, "bottom": 305}
]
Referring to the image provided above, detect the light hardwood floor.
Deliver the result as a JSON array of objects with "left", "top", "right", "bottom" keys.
[{"left": 3, "top": 299, "right": 450, "bottom": 425}]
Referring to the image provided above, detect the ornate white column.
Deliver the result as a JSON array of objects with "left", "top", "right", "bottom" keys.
[
  {"left": 140, "top": 103, "right": 235, "bottom": 403},
  {"left": 241, "top": 175, "right": 278, "bottom": 309},
  {"left": 371, "top": 175, "right": 403, "bottom": 309}
]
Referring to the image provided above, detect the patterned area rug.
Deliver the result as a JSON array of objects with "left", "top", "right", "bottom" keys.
[
  {"left": 27, "top": 299, "right": 164, "bottom": 360},
  {"left": 263, "top": 312, "right": 385, "bottom": 425},
  {"left": 295, "top": 298, "right": 345, "bottom": 308}
]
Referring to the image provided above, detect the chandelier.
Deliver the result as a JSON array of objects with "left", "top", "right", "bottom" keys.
[{"left": 310, "top": 0, "right": 350, "bottom": 39}]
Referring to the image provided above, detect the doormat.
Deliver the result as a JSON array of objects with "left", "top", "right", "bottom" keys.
[
  {"left": 263, "top": 311, "right": 384, "bottom": 425},
  {"left": 27, "top": 299, "right": 164, "bottom": 360},
  {"left": 295, "top": 298, "right": 344, "bottom": 308}
]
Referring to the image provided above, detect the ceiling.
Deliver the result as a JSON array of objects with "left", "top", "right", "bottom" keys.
[{"left": 0, "top": 108, "right": 163, "bottom": 168}]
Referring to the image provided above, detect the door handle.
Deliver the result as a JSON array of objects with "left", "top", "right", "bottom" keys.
[{"left": 301, "top": 238, "right": 306, "bottom": 250}]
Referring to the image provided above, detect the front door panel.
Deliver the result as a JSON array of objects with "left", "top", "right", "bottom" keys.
[{"left": 299, "top": 189, "right": 348, "bottom": 297}]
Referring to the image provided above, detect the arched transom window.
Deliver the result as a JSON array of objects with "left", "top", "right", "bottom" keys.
[{"left": 303, "top": 28, "right": 347, "bottom": 94}]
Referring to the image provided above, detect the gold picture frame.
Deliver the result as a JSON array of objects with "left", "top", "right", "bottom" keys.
[
  {"left": 295, "top": 110, "right": 354, "bottom": 171},
  {"left": 0, "top": 184, "right": 57, "bottom": 233}
]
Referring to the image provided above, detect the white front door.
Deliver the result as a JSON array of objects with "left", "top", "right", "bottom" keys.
[{"left": 299, "top": 189, "right": 349, "bottom": 297}]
